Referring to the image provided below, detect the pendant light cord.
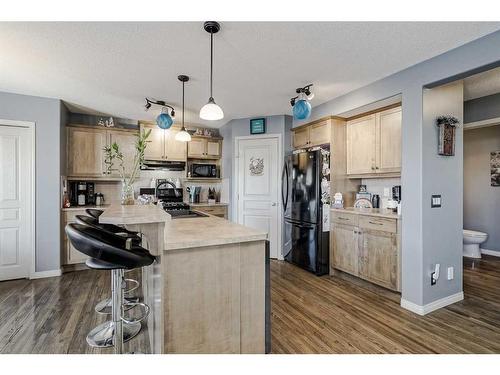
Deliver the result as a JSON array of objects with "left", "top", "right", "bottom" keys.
[
  {"left": 210, "top": 31, "right": 213, "bottom": 99},
  {"left": 182, "top": 80, "right": 185, "bottom": 130}
]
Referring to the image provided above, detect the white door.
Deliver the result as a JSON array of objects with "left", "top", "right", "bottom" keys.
[
  {"left": 0, "top": 124, "right": 33, "bottom": 280},
  {"left": 236, "top": 137, "right": 280, "bottom": 259}
]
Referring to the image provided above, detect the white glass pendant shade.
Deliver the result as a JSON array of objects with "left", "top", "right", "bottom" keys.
[
  {"left": 175, "top": 128, "right": 192, "bottom": 142},
  {"left": 199, "top": 97, "right": 224, "bottom": 121}
]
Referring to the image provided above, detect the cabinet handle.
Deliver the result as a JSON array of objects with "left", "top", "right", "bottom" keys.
[
  {"left": 368, "top": 221, "right": 383, "bottom": 225},
  {"left": 338, "top": 217, "right": 349, "bottom": 221},
  {"left": 375, "top": 166, "right": 379, "bottom": 170}
]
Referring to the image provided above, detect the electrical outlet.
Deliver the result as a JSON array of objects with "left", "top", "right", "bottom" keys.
[
  {"left": 447, "top": 267, "right": 454, "bottom": 280},
  {"left": 431, "top": 195, "right": 442, "bottom": 208}
]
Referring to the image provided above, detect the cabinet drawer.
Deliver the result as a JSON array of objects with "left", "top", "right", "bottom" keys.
[
  {"left": 331, "top": 211, "right": 358, "bottom": 226},
  {"left": 358, "top": 216, "right": 397, "bottom": 233}
]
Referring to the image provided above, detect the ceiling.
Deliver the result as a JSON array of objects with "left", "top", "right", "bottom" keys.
[
  {"left": 1, "top": 22, "right": 499, "bottom": 128},
  {"left": 464, "top": 66, "right": 500, "bottom": 101}
]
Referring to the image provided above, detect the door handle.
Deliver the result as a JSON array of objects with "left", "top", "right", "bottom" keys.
[{"left": 271, "top": 202, "right": 277, "bottom": 207}]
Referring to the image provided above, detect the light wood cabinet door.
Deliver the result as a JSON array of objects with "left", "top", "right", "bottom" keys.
[
  {"left": 358, "top": 228, "right": 398, "bottom": 290},
  {"left": 309, "top": 120, "right": 331, "bottom": 146},
  {"left": 62, "top": 209, "right": 88, "bottom": 265},
  {"left": 206, "top": 140, "right": 221, "bottom": 158},
  {"left": 187, "top": 138, "right": 207, "bottom": 158},
  {"left": 142, "top": 124, "right": 165, "bottom": 160},
  {"left": 164, "top": 129, "right": 187, "bottom": 161},
  {"left": 67, "top": 127, "right": 107, "bottom": 177},
  {"left": 377, "top": 107, "right": 402, "bottom": 174},
  {"left": 292, "top": 127, "right": 310, "bottom": 149},
  {"left": 107, "top": 130, "right": 138, "bottom": 176},
  {"left": 331, "top": 223, "right": 359, "bottom": 276},
  {"left": 346, "top": 114, "right": 376, "bottom": 175}
]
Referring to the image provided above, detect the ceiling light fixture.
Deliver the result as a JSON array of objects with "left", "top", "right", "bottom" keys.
[
  {"left": 199, "top": 21, "right": 224, "bottom": 121},
  {"left": 290, "top": 84, "right": 314, "bottom": 120},
  {"left": 175, "top": 75, "right": 192, "bottom": 142},
  {"left": 144, "top": 98, "right": 175, "bottom": 129}
]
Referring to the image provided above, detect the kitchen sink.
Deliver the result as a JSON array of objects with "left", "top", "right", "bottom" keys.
[{"left": 167, "top": 210, "right": 209, "bottom": 219}]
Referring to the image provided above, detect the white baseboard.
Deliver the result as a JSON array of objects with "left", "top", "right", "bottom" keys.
[
  {"left": 481, "top": 248, "right": 500, "bottom": 257},
  {"left": 30, "top": 269, "right": 62, "bottom": 279},
  {"left": 401, "top": 291, "right": 464, "bottom": 316}
]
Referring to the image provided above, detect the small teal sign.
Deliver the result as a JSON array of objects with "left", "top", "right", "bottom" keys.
[{"left": 250, "top": 118, "right": 266, "bottom": 134}]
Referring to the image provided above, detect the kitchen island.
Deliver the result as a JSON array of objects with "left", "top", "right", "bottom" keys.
[{"left": 99, "top": 204, "right": 268, "bottom": 354}]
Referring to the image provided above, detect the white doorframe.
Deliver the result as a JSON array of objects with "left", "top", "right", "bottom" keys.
[
  {"left": 233, "top": 133, "right": 283, "bottom": 260},
  {"left": 0, "top": 119, "right": 36, "bottom": 278}
]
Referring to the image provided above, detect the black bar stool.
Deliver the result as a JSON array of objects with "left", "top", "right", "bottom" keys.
[
  {"left": 75, "top": 215, "right": 142, "bottom": 314},
  {"left": 66, "top": 223, "right": 155, "bottom": 354}
]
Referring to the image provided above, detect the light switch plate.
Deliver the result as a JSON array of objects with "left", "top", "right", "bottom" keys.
[
  {"left": 447, "top": 267, "right": 454, "bottom": 280},
  {"left": 383, "top": 187, "right": 390, "bottom": 197},
  {"left": 431, "top": 195, "right": 442, "bottom": 208}
]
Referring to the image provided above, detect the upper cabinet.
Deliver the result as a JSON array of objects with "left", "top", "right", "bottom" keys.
[
  {"left": 67, "top": 127, "right": 108, "bottom": 177},
  {"left": 346, "top": 106, "right": 401, "bottom": 177},
  {"left": 292, "top": 118, "right": 331, "bottom": 149},
  {"left": 187, "top": 136, "right": 222, "bottom": 159},
  {"left": 140, "top": 123, "right": 187, "bottom": 162},
  {"left": 67, "top": 126, "right": 139, "bottom": 178}
]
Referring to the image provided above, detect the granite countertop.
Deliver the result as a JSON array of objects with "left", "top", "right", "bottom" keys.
[
  {"left": 98, "top": 204, "right": 267, "bottom": 251},
  {"left": 163, "top": 215, "right": 267, "bottom": 251},
  {"left": 331, "top": 207, "right": 401, "bottom": 219},
  {"left": 99, "top": 204, "right": 170, "bottom": 225},
  {"left": 62, "top": 204, "right": 111, "bottom": 211}
]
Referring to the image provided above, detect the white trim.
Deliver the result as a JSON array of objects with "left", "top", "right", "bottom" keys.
[
  {"left": 0, "top": 119, "right": 36, "bottom": 279},
  {"left": 233, "top": 133, "right": 283, "bottom": 260},
  {"left": 400, "top": 291, "right": 464, "bottom": 316},
  {"left": 481, "top": 248, "right": 500, "bottom": 257},
  {"left": 30, "top": 269, "right": 62, "bottom": 279},
  {"left": 464, "top": 116, "right": 500, "bottom": 130}
]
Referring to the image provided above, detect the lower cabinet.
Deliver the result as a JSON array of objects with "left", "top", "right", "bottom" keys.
[
  {"left": 330, "top": 212, "right": 400, "bottom": 291},
  {"left": 61, "top": 209, "right": 89, "bottom": 265}
]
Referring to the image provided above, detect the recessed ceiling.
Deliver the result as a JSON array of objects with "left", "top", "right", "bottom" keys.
[
  {"left": 464, "top": 66, "right": 500, "bottom": 101},
  {"left": 0, "top": 22, "right": 499, "bottom": 128}
]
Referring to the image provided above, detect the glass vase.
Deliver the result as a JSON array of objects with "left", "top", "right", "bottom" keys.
[{"left": 121, "top": 181, "right": 135, "bottom": 205}]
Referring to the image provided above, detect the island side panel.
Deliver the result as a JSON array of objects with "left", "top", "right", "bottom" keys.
[
  {"left": 239, "top": 240, "right": 266, "bottom": 353},
  {"left": 163, "top": 244, "right": 241, "bottom": 353}
]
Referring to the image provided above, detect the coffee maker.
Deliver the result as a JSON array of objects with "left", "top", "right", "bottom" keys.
[
  {"left": 392, "top": 185, "right": 402, "bottom": 203},
  {"left": 69, "top": 181, "right": 95, "bottom": 206}
]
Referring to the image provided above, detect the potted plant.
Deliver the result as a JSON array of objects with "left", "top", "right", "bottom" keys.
[{"left": 103, "top": 129, "right": 151, "bottom": 205}]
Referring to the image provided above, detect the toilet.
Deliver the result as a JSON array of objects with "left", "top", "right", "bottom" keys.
[{"left": 463, "top": 229, "right": 488, "bottom": 258}]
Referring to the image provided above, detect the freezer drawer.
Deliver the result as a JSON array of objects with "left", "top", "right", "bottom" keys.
[{"left": 284, "top": 219, "right": 319, "bottom": 274}]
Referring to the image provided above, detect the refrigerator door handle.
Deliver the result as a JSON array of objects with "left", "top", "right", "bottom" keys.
[{"left": 281, "top": 162, "right": 289, "bottom": 212}]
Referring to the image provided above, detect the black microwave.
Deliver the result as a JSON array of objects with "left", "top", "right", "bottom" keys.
[{"left": 190, "top": 163, "right": 218, "bottom": 178}]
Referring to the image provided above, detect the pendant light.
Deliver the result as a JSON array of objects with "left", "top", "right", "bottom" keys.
[
  {"left": 199, "top": 21, "right": 224, "bottom": 121},
  {"left": 175, "top": 75, "right": 192, "bottom": 142}
]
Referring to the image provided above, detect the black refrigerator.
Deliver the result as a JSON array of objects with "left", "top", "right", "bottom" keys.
[{"left": 282, "top": 150, "right": 329, "bottom": 276}]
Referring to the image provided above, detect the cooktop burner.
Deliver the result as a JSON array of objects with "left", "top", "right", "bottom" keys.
[{"left": 160, "top": 201, "right": 190, "bottom": 211}]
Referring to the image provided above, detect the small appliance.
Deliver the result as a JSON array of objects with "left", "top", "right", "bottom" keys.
[
  {"left": 187, "top": 186, "right": 201, "bottom": 203},
  {"left": 190, "top": 163, "right": 218, "bottom": 178},
  {"left": 69, "top": 181, "right": 95, "bottom": 206},
  {"left": 392, "top": 185, "right": 402, "bottom": 202},
  {"left": 94, "top": 193, "right": 105, "bottom": 206}
]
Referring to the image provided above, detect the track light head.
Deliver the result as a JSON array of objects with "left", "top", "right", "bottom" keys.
[
  {"left": 145, "top": 100, "right": 152, "bottom": 111},
  {"left": 290, "top": 97, "right": 296, "bottom": 107},
  {"left": 171, "top": 109, "right": 175, "bottom": 118}
]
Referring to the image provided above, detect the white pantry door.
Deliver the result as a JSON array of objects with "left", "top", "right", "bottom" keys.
[
  {"left": 0, "top": 124, "right": 33, "bottom": 281},
  {"left": 236, "top": 136, "right": 280, "bottom": 259}
]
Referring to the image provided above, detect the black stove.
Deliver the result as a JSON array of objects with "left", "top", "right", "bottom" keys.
[{"left": 161, "top": 201, "right": 190, "bottom": 211}]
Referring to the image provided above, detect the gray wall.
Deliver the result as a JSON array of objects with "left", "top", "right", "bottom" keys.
[
  {"left": 219, "top": 115, "right": 291, "bottom": 223},
  {"left": 464, "top": 93, "right": 500, "bottom": 123},
  {"left": 464, "top": 126, "right": 500, "bottom": 252},
  {"left": 0, "top": 91, "right": 62, "bottom": 273},
  {"left": 292, "top": 30, "right": 500, "bottom": 307}
]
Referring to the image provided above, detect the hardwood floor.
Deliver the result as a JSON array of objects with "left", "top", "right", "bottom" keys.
[
  {"left": 0, "top": 256, "right": 499, "bottom": 354},
  {"left": 271, "top": 256, "right": 500, "bottom": 353}
]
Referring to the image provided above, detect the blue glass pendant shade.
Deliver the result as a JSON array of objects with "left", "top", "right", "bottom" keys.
[
  {"left": 156, "top": 113, "right": 173, "bottom": 129},
  {"left": 293, "top": 99, "right": 311, "bottom": 120}
]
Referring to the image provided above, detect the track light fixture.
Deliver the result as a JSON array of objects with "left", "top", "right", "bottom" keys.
[
  {"left": 290, "top": 84, "right": 314, "bottom": 120},
  {"left": 144, "top": 98, "right": 176, "bottom": 129}
]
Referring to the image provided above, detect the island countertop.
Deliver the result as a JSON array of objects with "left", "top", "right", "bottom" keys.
[
  {"left": 99, "top": 204, "right": 268, "bottom": 251},
  {"left": 164, "top": 215, "right": 267, "bottom": 250}
]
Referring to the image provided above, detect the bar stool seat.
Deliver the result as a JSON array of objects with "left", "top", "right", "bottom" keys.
[{"left": 85, "top": 208, "right": 104, "bottom": 219}]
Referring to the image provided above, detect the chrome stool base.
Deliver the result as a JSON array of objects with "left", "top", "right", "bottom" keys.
[
  {"left": 95, "top": 296, "right": 139, "bottom": 315},
  {"left": 86, "top": 320, "right": 141, "bottom": 348}
]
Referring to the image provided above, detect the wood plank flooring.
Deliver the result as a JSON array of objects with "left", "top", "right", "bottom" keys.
[
  {"left": 271, "top": 256, "right": 500, "bottom": 353},
  {"left": 0, "top": 256, "right": 499, "bottom": 353}
]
